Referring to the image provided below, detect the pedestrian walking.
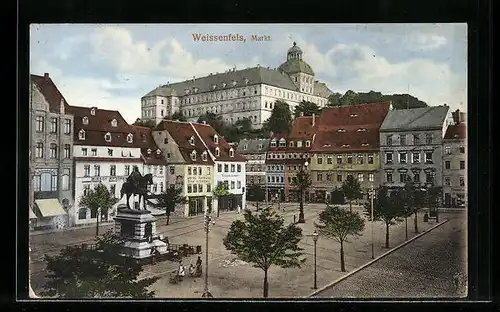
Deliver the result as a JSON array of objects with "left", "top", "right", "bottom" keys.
[
  {"left": 237, "top": 204, "right": 241, "bottom": 214},
  {"left": 178, "top": 261, "right": 185, "bottom": 281}
]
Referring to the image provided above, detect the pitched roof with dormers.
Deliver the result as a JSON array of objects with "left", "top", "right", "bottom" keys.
[
  {"left": 68, "top": 105, "right": 166, "bottom": 165},
  {"left": 31, "top": 73, "right": 71, "bottom": 114},
  {"left": 190, "top": 122, "right": 247, "bottom": 162},
  {"left": 267, "top": 116, "right": 319, "bottom": 153},
  {"left": 380, "top": 105, "right": 450, "bottom": 131},
  {"left": 153, "top": 120, "right": 214, "bottom": 165},
  {"left": 236, "top": 139, "right": 270, "bottom": 154},
  {"left": 310, "top": 101, "right": 391, "bottom": 152},
  {"left": 443, "top": 123, "right": 466, "bottom": 140}
]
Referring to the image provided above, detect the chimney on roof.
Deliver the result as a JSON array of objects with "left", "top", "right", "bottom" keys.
[
  {"left": 44, "top": 73, "right": 49, "bottom": 79},
  {"left": 60, "top": 98, "right": 65, "bottom": 114},
  {"left": 312, "top": 113, "right": 316, "bottom": 127},
  {"left": 192, "top": 76, "right": 195, "bottom": 81}
]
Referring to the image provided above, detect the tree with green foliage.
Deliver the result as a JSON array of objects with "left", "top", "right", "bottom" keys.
[
  {"left": 327, "top": 93, "right": 343, "bottom": 107},
  {"left": 293, "top": 100, "right": 322, "bottom": 117},
  {"left": 133, "top": 118, "right": 156, "bottom": 129},
  {"left": 426, "top": 186, "right": 443, "bottom": 222},
  {"left": 223, "top": 207, "right": 305, "bottom": 297},
  {"left": 41, "top": 230, "right": 159, "bottom": 298},
  {"left": 154, "top": 186, "right": 187, "bottom": 225},
  {"left": 364, "top": 186, "right": 404, "bottom": 248},
  {"left": 402, "top": 181, "right": 425, "bottom": 233},
  {"left": 340, "top": 90, "right": 359, "bottom": 106},
  {"left": 247, "top": 183, "right": 266, "bottom": 211},
  {"left": 198, "top": 112, "right": 225, "bottom": 134},
  {"left": 79, "top": 183, "right": 118, "bottom": 237},
  {"left": 170, "top": 111, "right": 187, "bottom": 121},
  {"left": 340, "top": 175, "right": 363, "bottom": 213},
  {"left": 329, "top": 187, "right": 346, "bottom": 205},
  {"left": 315, "top": 205, "right": 365, "bottom": 272},
  {"left": 263, "top": 100, "right": 292, "bottom": 134},
  {"left": 213, "top": 183, "right": 230, "bottom": 215},
  {"left": 293, "top": 169, "right": 312, "bottom": 223}
]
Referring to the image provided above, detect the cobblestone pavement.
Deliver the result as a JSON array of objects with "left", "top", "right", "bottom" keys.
[
  {"left": 311, "top": 213, "right": 467, "bottom": 298},
  {"left": 29, "top": 203, "right": 463, "bottom": 298}
]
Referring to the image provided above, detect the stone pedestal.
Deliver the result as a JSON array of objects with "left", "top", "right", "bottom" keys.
[{"left": 114, "top": 204, "right": 167, "bottom": 259}]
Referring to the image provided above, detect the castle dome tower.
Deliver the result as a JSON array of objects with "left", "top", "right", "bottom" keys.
[{"left": 278, "top": 42, "right": 315, "bottom": 95}]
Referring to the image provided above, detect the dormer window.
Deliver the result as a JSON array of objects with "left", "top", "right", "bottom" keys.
[
  {"left": 341, "top": 144, "right": 350, "bottom": 148},
  {"left": 78, "top": 129, "right": 85, "bottom": 140},
  {"left": 289, "top": 141, "right": 294, "bottom": 147},
  {"left": 279, "top": 138, "right": 286, "bottom": 147},
  {"left": 191, "top": 150, "right": 197, "bottom": 161},
  {"left": 127, "top": 133, "right": 133, "bottom": 143},
  {"left": 243, "top": 144, "right": 248, "bottom": 150},
  {"left": 270, "top": 140, "right": 276, "bottom": 147},
  {"left": 229, "top": 148, "right": 234, "bottom": 157},
  {"left": 82, "top": 116, "right": 89, "bottom": 125},
  {"left": 90, "top": 108, "right": 96, "bottom": 116},
  {"left": 185, "top": 89, "right": 190, "bottom": 95},
  {"left": 189, "top": 136, "right": 195, "bottom": 146},
  {"left": 357, "top": 128, "right": 367, "bottom": 132},
  {"left": 222, "top": 82, "right": 226, "bottom": 88},
  {"left": 111, "top": 119, "right": 117, "bottom": 127},
  {"left": 194, "top": 87, "right": 198, "bottom": 93},
  {"left": 215, "top": 147, "right": 220, "bottom": 157},
  {"left": 350, "top": 114, "right": 358, "bottom": 118},
  {"left": 361, "top": 143, "right": 370, "bottom": 147},
  {"left": 104, "top": 132, "right": 111, "bottom": 142},
  {"left": 337, "top": 129, "right": 346, "bottom": 133},
  {"left": 213, "top": 134, "right": 219, "bottom": 144},
  {"left": 202, "top": 151, "right": 208, "bottom": 161},
  {"left": 305, "top": 140, "right": 311, "bottom": 147},
  {"left": 258, "top": 144, "right": 263, "bottom": 150},
  {"left": 156, "top": 149, "right": 161, "bottom": 155},
  {"left": 147, "top": 148, "right": 152, "bottom": 155},
  {"left": 212, "top": 84, "right": 217, "bottom": 90},
  {"left": 244, "top": 78, "right": 249, "bottom": 84},
  {"left": 232, "top": 81, "right": 237, "bottom": 86}
]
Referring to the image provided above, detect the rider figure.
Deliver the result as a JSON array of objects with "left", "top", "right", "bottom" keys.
[{"left": 126, "top": 165, "right": 142, "bottom": 190}]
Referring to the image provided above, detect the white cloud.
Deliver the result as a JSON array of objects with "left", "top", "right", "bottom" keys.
[{"left": 404, "top": 32, "right": 448, "bottom": 51}]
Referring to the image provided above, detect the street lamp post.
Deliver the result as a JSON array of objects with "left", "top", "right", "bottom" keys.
[
  {"left": 370, "top": 186, "right": 375, "bottom": 260},
  {"left": 202, "top": 211, "right": 215, "bottom": 298},
  {"left": 312, "top": 230, "right": 319, "bottom": 289}
]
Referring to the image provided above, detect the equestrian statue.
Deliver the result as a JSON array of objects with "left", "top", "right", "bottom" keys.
[{"left": 120, "top": 165, "right": 153, "bottom": 210}]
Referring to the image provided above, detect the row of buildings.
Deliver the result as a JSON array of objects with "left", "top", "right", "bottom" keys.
[
  {"left": 238, "top": 102, "right": 467, "bottom": 207},
  {"left": 29, "top": 73, "right": 246, "bottom": 231}
]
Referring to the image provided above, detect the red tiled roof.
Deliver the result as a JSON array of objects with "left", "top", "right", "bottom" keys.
[
  {"left": 191, "top": 123, "right": 247, "bottom": 162},
  {"left": 73, "top": 157, "right": 143, "bottom": 163},
  {"left": 69, "top": 106, "right": 167, "bottom": 165},
  {"left": 444, "top": 123, "right": 466, "bottom": 140},
  {"left": 311, "top": 102, "right": 390, "bottom": 152},
  {"left": 31, "top": 73, "right": 70, "bottom": 114},
  {"left": 288, "top": 116, "right": 320, "bottom": 139}
]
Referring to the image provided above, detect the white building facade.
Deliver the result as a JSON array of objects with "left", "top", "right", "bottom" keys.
[{"left": 141, "top": 42, "right": 333, "bottom": 128}]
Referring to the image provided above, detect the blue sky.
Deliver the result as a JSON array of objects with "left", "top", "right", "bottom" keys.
[{"left": 30, "top": 23, "right": 467, "bottom": 123}]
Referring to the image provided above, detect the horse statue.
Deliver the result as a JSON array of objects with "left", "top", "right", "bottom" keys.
[{"left": 120, "top": 168, "right": 154, "bottom": 210}]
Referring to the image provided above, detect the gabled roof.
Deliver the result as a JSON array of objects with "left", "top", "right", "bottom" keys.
[
  {"left": 153, "top": 120, "right": 214, "bottom": 165},
  {"left": 236, "top": 139, "right": 270, "bottom": 154},
  {"left": 311, "top": 101, "right": 391, "bottom": 152},
  {"left": 313, "top": 81, "right": 334, "bottom": 98},
  {"left": 380, "top": 105, "right": 450, "bottom": 131},
  {"left": 444, "top": 123, "right": 466, "bottom": 140},
  {"left": 30, "top": 73, "right": 70, "bottom": 114},
  {"left": 143, "top": 66, "right": 301, "bottom": 98},
  {"left": 191, "top": 123, "right": 247, "bottom": 162}
]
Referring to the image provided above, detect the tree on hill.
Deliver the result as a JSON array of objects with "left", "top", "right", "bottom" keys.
[
  {"left": 364, "top": 186, "right": 404, "bottom": 248},
  {"left": 197, "top": 112, "right": 225, "bottom": 134},
  {"left": 315, "top": 205, "right": 365, "bottom": 272},
  {"left": 79, "top": 183, "right": 118, "bottom": 237},
  {"left": 41, "top": 230, "right": 159, "bottom": 298},
  {"left": 293, "top": 100, "right": 322, "bottom": 117},
  {"left": 340, "top": 175, "right": 363, "bottom": 213},
  {"left": 170, "top": 111, "right": 187, "bottom": 121},
  {"left": 327, "top": 93, "right": 343, "bottom": 107},
  {"left": 263, "top": 100, "right": 293, "bottom": 134},
  {"left": 154, "top": 186, "right": 187, "bottom": 225},
  {"left": 133, "top": 118, "right": 156, "bottom": 129},
  {"left": 223, "top": 207, "right": 305, "bottom": 298},
  {"left": 325, "top": 90, "right": 428, "bottom": 109}
]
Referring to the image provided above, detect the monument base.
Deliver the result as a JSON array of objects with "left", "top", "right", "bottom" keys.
[{"left": 114, "top": 205, "right": 167, "bottom": 261}]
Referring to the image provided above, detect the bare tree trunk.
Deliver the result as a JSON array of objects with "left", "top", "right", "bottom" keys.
[
  {"left": 166, "top": 212, "right": 170, "bottom": 225},
  {"left": 385, "top": 223, "right": 390, "bottom": 248},
  {"left": 348, "top": 200, "right": 352, "bottom": 213},
  {"left": 340, "top": 240, "right": 346, "bottom": 272},
  {"left": 414, "top": 211, "right": 419, "bottom": 233},
  {"left": 405, "top": 216, "right": 408, "bottom": 240},
  {"left": 263, "top": 268, "right": 269, "bottom": 298}
]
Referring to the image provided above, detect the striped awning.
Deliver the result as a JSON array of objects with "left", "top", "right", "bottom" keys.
[{"left": 35, "top": 199, "right": 67, "bottom": 218}]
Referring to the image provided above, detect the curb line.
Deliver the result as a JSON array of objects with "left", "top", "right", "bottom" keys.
[{"left": 306, "top": 218, "right": 450, "bottom": 298}]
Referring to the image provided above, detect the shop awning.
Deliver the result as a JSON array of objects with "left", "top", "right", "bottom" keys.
[
  {"left": 35, "top": 199, "right": 67, "bottom": 218},
  {"left": 29, "top": 208, "right": 36, "bottom": 219}
]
